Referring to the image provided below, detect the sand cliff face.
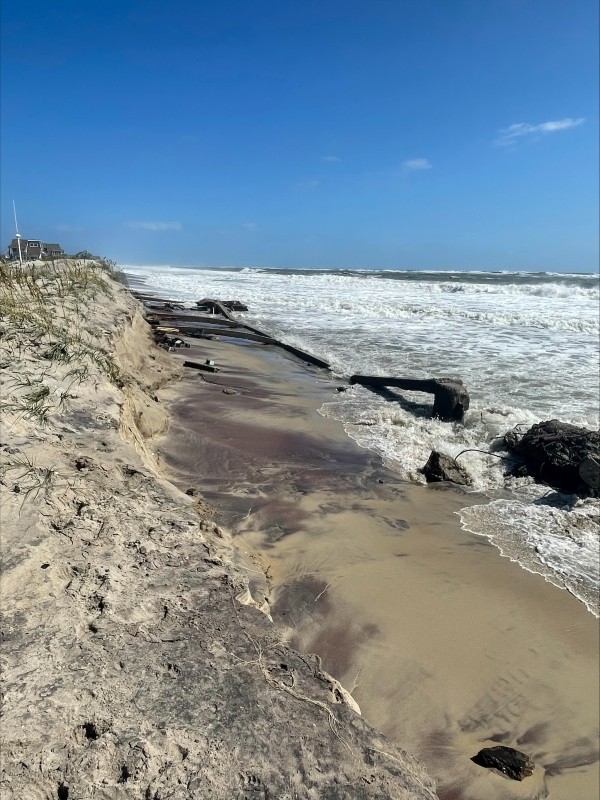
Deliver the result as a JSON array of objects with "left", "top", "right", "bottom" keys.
[{"left": 0, "top": 262, "right": 436, "bottom": 800}]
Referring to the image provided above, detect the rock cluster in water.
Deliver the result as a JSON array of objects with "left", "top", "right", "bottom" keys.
[{"left": 505, "top": 420, "right": 600, "bottom": 497}]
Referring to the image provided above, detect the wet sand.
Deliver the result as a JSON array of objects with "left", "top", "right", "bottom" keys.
[{"left": 157, "top": 335, "right": 599, "bottom": 800}]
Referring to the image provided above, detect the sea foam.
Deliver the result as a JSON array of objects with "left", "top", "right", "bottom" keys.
[{"left": 124, "top": 264, "right": 600, "bottom": 614}]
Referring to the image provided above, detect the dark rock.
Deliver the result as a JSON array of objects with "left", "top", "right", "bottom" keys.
[
  {"left": 505, "top": 420, "right": 600, "bottom": 496},
  {"left": 421, "top": 451, "right": 471, "bottom": 485},
  {"left": 503, "top": 429, "right": 521, "bottom": 451},
  {"left": 579, "top": 456, "right": 600, "bottom": 491},
  {"left": 471, "top": 745, "right": 535, "bottom": 781},
  {"left": 506, "top": 462, "right": 529, "bottom": 479}
]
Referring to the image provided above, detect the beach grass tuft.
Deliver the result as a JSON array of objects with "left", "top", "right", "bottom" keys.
[
  {"left": 0, "top": 452, "right": 63, "bottom": 500},
  {"left": 0, "top": 259, "right": 125, "bottom": 427}
]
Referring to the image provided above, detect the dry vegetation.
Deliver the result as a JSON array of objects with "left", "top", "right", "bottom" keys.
[{"left": 0, "top": 260, "right": 124, "bottom": 491}]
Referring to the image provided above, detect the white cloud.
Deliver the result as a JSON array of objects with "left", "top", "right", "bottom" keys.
[
  {"left": 243, "top": 222, "right": 257, "bottom": 230},
  {"left": 126, "top": 221, "right": 182, "bottom": 231},
  {"left": 403, "top": 159, "right": 432, "bottom": 171},
  {"left": 323, "top": 155, "right": 341, "bottom": 162},
  {"left": 297, "top": 179, "right": 319, "bottom": 189},
  {"left": 495, "top": 117, "right": 585, "bottom": 146}
]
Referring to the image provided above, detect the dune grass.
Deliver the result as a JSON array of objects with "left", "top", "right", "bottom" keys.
[{"left": 0, "top": 259, "right": 124, "bottom": 428}]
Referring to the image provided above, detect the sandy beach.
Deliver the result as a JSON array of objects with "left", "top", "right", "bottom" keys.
[
  {"left": 1, "top": 262, "right": 439, "bottom": 799},
  {"left": 5, "top": 2, "right": 598, "bottom": 798},
  {"left": 157, "top": 333, "right": 599, "bottom": 800}
]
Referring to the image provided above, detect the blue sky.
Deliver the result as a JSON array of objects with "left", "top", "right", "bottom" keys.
[{"left": 2, "top": 0, "right": 598, "bottom": 271}]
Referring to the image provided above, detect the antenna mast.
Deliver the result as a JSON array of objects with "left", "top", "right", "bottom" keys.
[{"left": 12, "top": 200, "right": 23, "bottom": 264}]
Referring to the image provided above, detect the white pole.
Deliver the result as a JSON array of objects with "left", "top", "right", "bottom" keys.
[{"left": 12, "top": 200, "right": 22, "bottom": 264}]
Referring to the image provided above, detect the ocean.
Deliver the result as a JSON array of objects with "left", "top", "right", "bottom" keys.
[{"left": 124, "top": 265, "right": 600, "bottom": 615}]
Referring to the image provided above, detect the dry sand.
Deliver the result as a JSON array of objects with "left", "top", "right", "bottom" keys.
[
  {"left": 1, "top": 263, "right": 437, "bottom": 800},
  {"left": 158, "top": 334, "right": 599, "bottom": 800}
]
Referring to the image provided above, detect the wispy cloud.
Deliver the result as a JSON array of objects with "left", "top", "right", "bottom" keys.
[
  {"left": 243, "top": 222, "right": 257, "bottom": 230},
  {"left": 402, "top": 158, "right": 432, "bottom": 171},
  {"left": 323, "top": 155, "right": 341, "bottom": 162},
  {"left": 296, "top": 179, "right": 319, "bottom": 189},
  {"left": 495, "top": 117, "right": 585, "bottom": 146},
  {"left": 126, "top": 221, "right": 182, "bottom": 231}
]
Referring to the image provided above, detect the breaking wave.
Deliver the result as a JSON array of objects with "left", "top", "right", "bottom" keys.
[{"left": 124, "top": 264, "right": 600, "bottom": 614}]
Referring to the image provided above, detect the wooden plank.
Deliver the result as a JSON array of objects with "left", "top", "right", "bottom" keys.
[
  {"left": 182, "top": 327, "right": 275, "bottom": 344},
  {"left": 142, "top": 296, "right": 331, "bottom": 370},
  {"left": 133, "top": 294, "right": 185, "bottom": 304},
  {"left": 183, "top": 361, "right": 220, "bottom": 373},
  {"left": 240, "top": 323, "right": 330, "bottom": 369},
  {"left": 194, "top": 299, "right": 237, "bottom": 321},
  {"left": 277, "top": 343, "right": 330, "bottom": 369},
  {"left": 147, "top": 313, "right": 242, "bottom": 328}
]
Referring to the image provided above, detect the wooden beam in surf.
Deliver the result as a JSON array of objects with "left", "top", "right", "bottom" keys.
[{"left": 349, "top": 375, "right": 470, "bottom": 422}]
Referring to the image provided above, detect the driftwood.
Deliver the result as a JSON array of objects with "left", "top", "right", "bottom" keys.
[
  {"left": 194, "top": 299, "right": 237, "bottom": 319},
  {"left": 221, "top": 299, "right": 248, "bottom": 311},
  {"left": 148, "top": 313, "right": 242, "bottom": 328},
  {"left": 132, "top": 292, "right": 184, "bottom": 305},
  {"left": 183, "top": 360, "right": 220, "bottom": 373},
  {"left": 142, "top": 301, "right": 185, "bottom": 311},
  {"left": 349, "top": 376, "right": 470, "bottom": 422},
  {"left": 144, "top": 299, "right": 331, "bottom": 370},
  {"left": 195, "top": 298, "right": 248, "bottom": 312},
  {"left": 184, "top": 327, "right": 275, "bottom": 344},
  {"left": 275, "top": 342, "right": 330, "bottom": 369}
]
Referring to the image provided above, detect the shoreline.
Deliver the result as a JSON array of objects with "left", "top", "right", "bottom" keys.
[
  {"left": 0, "top": 261, "right": 436, "bottom": 799},
  {"left": 127, "top": 264, "right": 600, "bottom": 623},
  {"left": 156, "top": 326, "right": 600, "bottom": 800}
]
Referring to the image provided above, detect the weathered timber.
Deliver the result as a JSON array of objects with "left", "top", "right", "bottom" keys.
[
  {"left": 132, "top": 292, "right": 175, "bottom": 300},
  {"left": 147, "top": 313, "right": 242, "bottom": 328},
  {"left": 143, "top": 299, "right": 331, "bottom": 370},
  {"left": 132, "top": 293, "right": 185, "bottom": 307},
  {"left": 349, "top": 376, "right": 470, "bottom": 422},
  {"left": 194, "top": 299, "right": 237, "bottom": 320},
  {"left": 221, "top": 299, "right": 248, "bottom": 311},
  {"left": 235, "top": 323, "right": 329, "bottom": 369},
  {"left": 195, "top": 298, "right": 247, "bottom": 313},
  {"left": 183, "top": 360, "right": 220, "bottom": 373},
  {"left": 183, "top": 327, "right": 276, "bottom": 344},
  {"left": 278, "top": 342, "right": 330, "bottom": 369},
  {"left": 142, "top": 301, "right": 185, "bottom": 310}
]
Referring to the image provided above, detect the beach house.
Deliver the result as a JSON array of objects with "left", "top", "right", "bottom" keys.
[{"left": 7, "top": 239, "right": 65, "bottom": 260}]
